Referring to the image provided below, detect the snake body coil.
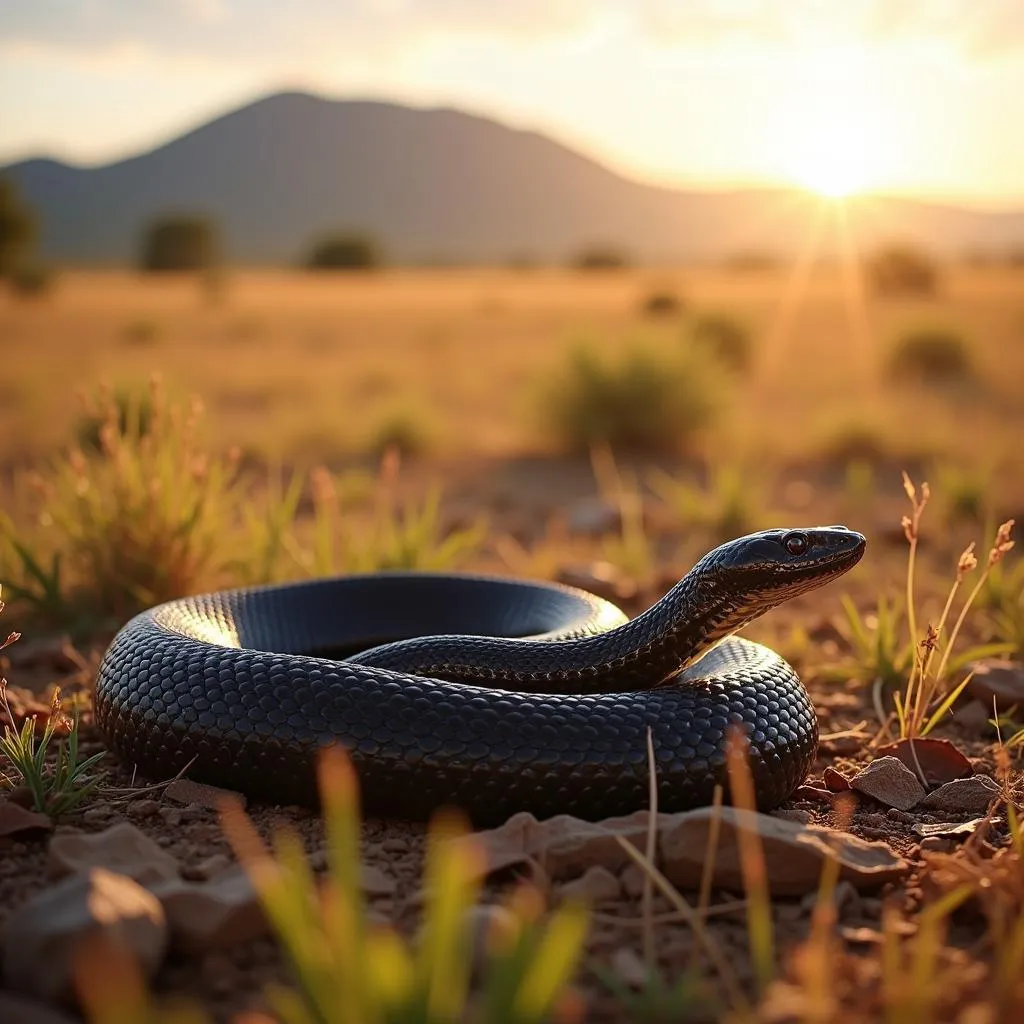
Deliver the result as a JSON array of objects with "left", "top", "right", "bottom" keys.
[{"left": 96, "top": 527, "right": 865, "bottom": 823}]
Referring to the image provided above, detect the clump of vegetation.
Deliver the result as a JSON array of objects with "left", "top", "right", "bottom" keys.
[
  {"left": 122, "top": 318, "right": 162, "bottom": 348},
  {"left": 305, "top": 231, "right": 381, "bottom": 270},
  {"left": 303, "top": 452, "right": 485, "bottom": 575},
  {"left": 650, "top": 464, "right": 765, "bottom": 542},
  {"left": 73, "top": 384, "right": 156, "bottom": 452},
  {"left": 8, "top": 261, "right": 55, "bottom": 298},
  {"left": 640, "top": 289, "right": 684, "bottom": 318},
  {"left": 0, "top": 177, "right": 37, "bottom": 280},
  {"left": 139, "top": 215, "right": 221, "bottom": 272},
  {"left": 819, "top": 419, "right": 890, "bottom": 464},
  {"left": 570, "top": 245, "right": 630, "bottom": 271},
  {"left": 367, "top": 407, "right": 434, "bottom": 460},
  {"left": 539, "top": 343, "right": 720, "bottom": 454},
  {"left": 689, "top": 312, "right": 754, "bottom": 375},
  {"left": 0, "top": 590, "right": 104, "bottom": 816},
  {"left": 887, "top": 326, "right": 975, "bottom": 385},
  {"left": 867, "top": 243, "right": 939, "bottom": 296},
  {"left": 1, "top": 380, "right": 243, "bottom": 628}
]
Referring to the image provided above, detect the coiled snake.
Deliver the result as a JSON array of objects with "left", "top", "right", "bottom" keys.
[{"left": 96, "top": 526, "right": 865, "bottom": 822}]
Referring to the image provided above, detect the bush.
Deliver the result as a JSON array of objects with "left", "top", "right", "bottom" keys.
[
  {"left": 122, "top": 319, "right": 161, "bottom": 347},
  {"left": 0, "top": 178, "right": 37, "bottom": 278},
  {"left": 366, "top": 408, "right": 433, "bottom": 459},
  {"left": 571, "top": 245, "right": 630, "bottom": 271},
  {"left": 540, "top": 343, "right": 720, "bottom": 453},
  {"left": 305, "top": 232, "right": 380, "bottom": 270},
  {"left": 867, "top": 244, "right": 938, "bottom": 296},
  {"left": 690, "top": 312, "right": 753, "bottom": 375},
  {"left": 886, "top": 326, "right": 974, "bottom": 384},
  {"left": 139, "top": 215, "right": 220, "bottom": 272},
  {"left": 641, "top": 290, "right": 684, "bottom": 317},
  {"left": 7, "top": 261, "right": 54, "bottom": 297}
]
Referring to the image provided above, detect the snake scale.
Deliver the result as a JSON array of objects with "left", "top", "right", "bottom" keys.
[{"left": 95, "top": 526, "right": 865, "bottom": 823}]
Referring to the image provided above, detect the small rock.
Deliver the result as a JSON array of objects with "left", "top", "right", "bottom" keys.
[
  {"left": 0, "top": 800, "right": 52, "bottom": 839},
  {"left": 952, "top": 700, "right": 994, "bottom": 735},
  {"left": 920, "top": 775, "right": 1000, "bottom": 815},
  {"left": 850, "top": 757, "right": 926, "bottom": 811},
  {"left": 362, "top": 863, "right": 397, "bottom": 896},
  {"left": 913, "top": 818, "right": 989, "bottom": 840},
  {"left": 793, "top": 786, "right": 833, "bottom": 803},
  {"left": 159, "top": 807, "right": 182, "bottom": 827},
  {"left": 0, "top": 993, "right": 81, "bottom": 1023},
  {"left": 619, "top": 863, "right": 645, "bottom": 899},
  {"left": 823, "top": 767, "right": 852, "bottom": 792},
  {"left": 6, "top": 785, "right": 37, "bottom": 809},
  {"left": 875, "top": 738, "right": 973, "bottom": 787},
  {"left": 559, "top": 866, "right": 621, "bottom": 903},
  {"left": 48, "top": 822, "right": 181, "bottom": 886},
  {"left": 381, "top": 838, "right": 407, "bottom": 854},
  {"left": 181, "top": 853, "right": 232, "bottom": 882},
  {"left": 967, "top": 659, "right": 1024, "bottom": 711},
  {"left": 199, "top": 952, "right": 240, "bottom": 996},
  {"left": 885, "top": 808, "right": 916, "bottom": 825},
  {"left": 81, "top": 806, "right": 115, "bottom": 825},
  {"left": 165, "top": 779, "right": 246, "bottom": 810},
  {"left": 151, "top": 867, "right": 266, "bottom": 954},
  {"left": 610, "top": 947, "right": 651, "bottom": 988},
  {"left": 919, "top": 836, "right": 953, "bottom": 854},
  {"left": 1, "top": 868, "right": 167, "bottom": 1005},
  {"left": 127, "top": 799, "right": 161, "bottom": 820},
  {"left": 566, "top": 498, "right": 620, "bottom": 536}
]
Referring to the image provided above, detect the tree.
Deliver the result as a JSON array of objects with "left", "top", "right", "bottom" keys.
[
  {"left": 139, "top": 215, "right": 220, "bottom": 272},
  {"left": 304, "top": 232, "right": 380, "bottom": 270},
  {"left": 0, "top": 178, "right": 37, "bottom": 277}
]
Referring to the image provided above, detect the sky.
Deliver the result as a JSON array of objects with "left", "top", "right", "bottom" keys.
[{"left": 3, "top": 0, "right": 1024, "bottom": 205}]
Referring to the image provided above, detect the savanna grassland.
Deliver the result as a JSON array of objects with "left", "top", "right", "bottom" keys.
[{"left": 2, "top": 263, "right": 1024, "bottom": 1023}]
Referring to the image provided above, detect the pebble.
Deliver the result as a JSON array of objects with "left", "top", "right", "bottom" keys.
[
  {"left": 181, "top": 853, "right": 233, "bottom": 882},
  {"left": 773, "top": 809, "right": 813, "bottom": 825},
  {"left": 851, "top": 757, "right": 926, "bottom": 811},
  {"left": 165, "top": 779, "right": 247, "bottom": 811},
  {"left": 1, "top": 868, "right": 167, "bottom": 1005},
  {"left": 920, "top": 775, "right": 1000, "bottom": 815},
  {"left": 559, "top": 866, "right": 622, "bottom": 903},
  {"left": 48, "top": 822, "right": 181, "bottom": 887},
  {"left": 619, "top": 863, "right": 646, "bottom": 899},
  {"left": 127, "top": 799, "right": 161, "bottom": 820}
]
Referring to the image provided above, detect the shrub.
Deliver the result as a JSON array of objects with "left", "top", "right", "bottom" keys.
[
  {"left": 571, "top": 245, "right": 630, "bottom": 270},
  {"left": 139, "top": 215, "right": 220, "bottom": 272},
  {"left": 74, "top": 385, "right": 155, "bottom": 451},
  {"left": 305, "top": 232, "right": 380, "bottom": 270},
  {"left": 8, "top": 262, "right": 55, "bottom": 297},
  {"left": 539, "top": 342, "right": 720, "bottom": 453},
  {"left": 366, "top": 407, "right": 433, "bottom": 460},
  {"left": 867, "top": 244, "right": 938, "bottom": 296},
  {"left": 122, "top": 318, "right": 161, "bottom": 347},
  {"left": 0, "top": 178, "right": 37, "bottom": 278},
  {"left": 690, "top": 312, "right": 753, "bottom": 375},
  {"left": 640, "top": 290, "right": 684, "bottom": 317},
  {"left": 886, "top": 326, "right": 974, "bottom": 384}
]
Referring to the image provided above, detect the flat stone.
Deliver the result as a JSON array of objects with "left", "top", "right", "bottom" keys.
[
  {"left": 151, "top": 867, "right": 267, "bottom": 954},
  {"left": 181, "top": 853, "right": 233, "bottom": 882},
  {"left": 48, "top": 822, "right": 181, "bottom": 886},
  {"left": 0, "top": 800, "right": 52, "bottom": 839},
  {"left": 850, "top": 757, "right": 926, "bottom": 811},
  {"left": 559, "top": 865, "right": 621, "bottom": 903},
  {"left": 1, "top": 868, "right": 167, "bottom": 1005},
  {"left": 967, "top": 659, "right": 1024, "bottom": 711},
  {"left": 361, "top": 863, "right": 396, "bottom": 896},
  {"left": 164, "top": 778, "right": 246, "bottom": 810},
  {"left": 920, "top": 775, "right": 1000, "bottom": 815}
]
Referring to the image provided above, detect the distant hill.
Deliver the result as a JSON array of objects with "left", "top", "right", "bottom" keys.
[{"left": 3, "top": 91, "right": 1024, "bottom": 265}]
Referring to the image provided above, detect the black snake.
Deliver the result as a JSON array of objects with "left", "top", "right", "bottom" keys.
[{"left": 95, "top": 526, "right": 865, "bottom": 822}]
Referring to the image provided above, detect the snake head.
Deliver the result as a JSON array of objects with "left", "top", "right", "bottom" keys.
[{"left": 702, "top": 525, "right": 867, "bottom": 607}]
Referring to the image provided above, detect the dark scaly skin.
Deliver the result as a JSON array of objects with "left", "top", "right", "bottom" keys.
[{"left": 95, "top": 527, "right": 865, "bottom": 823}]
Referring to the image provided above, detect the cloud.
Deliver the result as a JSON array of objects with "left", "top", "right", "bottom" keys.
[{"left": 4, "top": 0, "right": 1024, "bottom": 68}]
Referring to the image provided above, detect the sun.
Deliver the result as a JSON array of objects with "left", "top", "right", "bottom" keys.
[{"left": 778, "top": 49, "right": 879, "bottom": 199}]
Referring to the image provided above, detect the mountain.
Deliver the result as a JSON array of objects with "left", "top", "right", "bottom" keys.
[{"left": 4, "top": 91, "right": 1024, "bottom": 265}]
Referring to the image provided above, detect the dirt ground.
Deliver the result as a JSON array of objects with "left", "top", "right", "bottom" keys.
[{"left": 1, "top": 266, "right": 1024, "bottom": 1020}]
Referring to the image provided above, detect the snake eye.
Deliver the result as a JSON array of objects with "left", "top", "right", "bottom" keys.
[{"left": 783, "top": 532, "right": 809, "bottom": 556}]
